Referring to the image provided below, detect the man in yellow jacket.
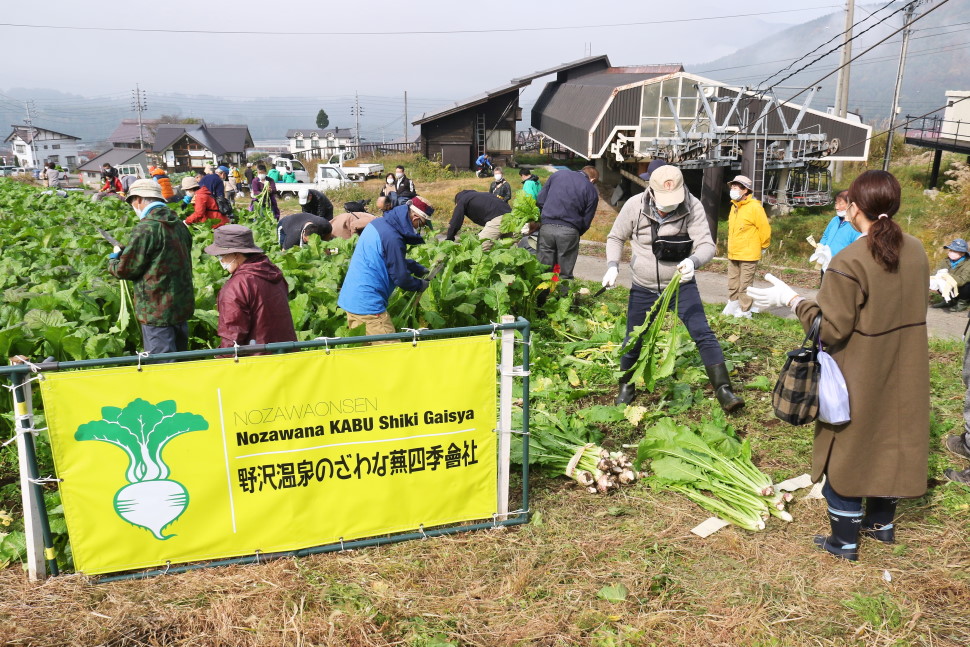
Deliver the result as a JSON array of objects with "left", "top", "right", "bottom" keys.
[{"left": 724, "top": 175, "right": 771, "bottom": 318}]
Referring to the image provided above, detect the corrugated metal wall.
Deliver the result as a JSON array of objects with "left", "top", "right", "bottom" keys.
[{"left": 592, "top": 87, "right": 642, "bottom": 156}]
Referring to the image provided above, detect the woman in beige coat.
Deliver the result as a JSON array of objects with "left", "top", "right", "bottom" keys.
[{"left": 748, "top": 170, "right": 929, "bottom": 561}]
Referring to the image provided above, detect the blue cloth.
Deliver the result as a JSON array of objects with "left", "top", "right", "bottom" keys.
[
  {"left": 199, "top": 173, "right": 225, "bottom": 198},
  {"left": 949, "top": 256, "right": 967, "bottom": 270},
  {"left": 536, "top": 170, "right": 598, "bottom": 235},
  {"left": 818, "top": 216, "right": 860, "bottom": 258},
  {"left": 337, "top": 205, "right": 427, "bottom": 315}
]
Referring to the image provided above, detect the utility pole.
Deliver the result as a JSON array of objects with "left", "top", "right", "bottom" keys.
[
  {"left": 883, "top": 1, "right": 916, "bottom": 172},
  {"left": 832, "top": 0, "right": 854, "bottom": 183},
  {"left": 131, "top": 84, "right": 148, "bottom": 150},
  {"left": 403, "top": 91, "right": 408, "bottom": 146},
  {"left": 351, "top": 91, "right": 363, "bottom": 145},
  {"left": 23, "top": 101, "right": 38, "bottom": 169}
]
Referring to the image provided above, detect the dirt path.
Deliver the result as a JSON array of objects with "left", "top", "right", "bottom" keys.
[{"left": 572, "top": 254, "right": 968, "bottom": 340}]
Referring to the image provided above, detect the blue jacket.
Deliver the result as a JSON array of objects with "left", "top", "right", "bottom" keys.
[
  {"left": 818, "top": 215, "right": 861, "bottom": 258},
  {"left": 536, "top": 170, "right": 598, "bottom": 234},
  {"left": 337, "top": 206, "right": 427, "bottom": 315},
  {"left": 199, "top": 173, "right": 225, "bottom": 198}
]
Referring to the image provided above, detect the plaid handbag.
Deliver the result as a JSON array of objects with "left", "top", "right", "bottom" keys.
[{"left": 772, "top": 314, "right": 821, "bottom": 426}]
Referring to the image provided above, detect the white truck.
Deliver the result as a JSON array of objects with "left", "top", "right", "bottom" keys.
[
  {"left": 273, "top": 164, "right": 353, "bottom": 197},
  {"left": 326, "top": 150, "right": 383, "bottom": 181},
  {"left": 271, "top": 156, "right": 311, "bottom": 183}
]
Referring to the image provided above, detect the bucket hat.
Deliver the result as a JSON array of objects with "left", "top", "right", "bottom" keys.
[
  {"left": 125, "top": 179, "right": 163, "bottom": 202},
  {"left": 945, "top": 238, "right": 969, "bottom": 254},
  {"left": 204, "top": 224, "right": 264, "bottom": 256},
  {"left": 728, "top": 175, "right": 754, "bottom": 191},
  {"left": 181, "top": 177, "right": 200, "bottom": 191}
]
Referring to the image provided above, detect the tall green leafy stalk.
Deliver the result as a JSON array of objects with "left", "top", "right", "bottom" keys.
[
  {"left": 636, "top": 416, "right": 793, "bottom": 531},
  {"left": 500, "top": 190, "right": 540, "bottom": 234},
  {"left": 616, "top": 272, "right": 685, "bottom": 391}
]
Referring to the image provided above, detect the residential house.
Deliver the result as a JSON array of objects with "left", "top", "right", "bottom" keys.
[
  {"left": 285, "top": 128, "right": 354, "bottom": 157},
  {"left": 76, "top": 148, "right": 152, "bottom": 188},
  {"left": 4, "top": 125, "right": 82, "bottom": 170},
  {"left": 152, "top": 123, "right": 254, "bottom": 172},
  {"left": 106, "top": 118, "right": 162, "bottom": 149}
]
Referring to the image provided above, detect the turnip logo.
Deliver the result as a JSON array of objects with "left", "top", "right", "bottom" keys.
[{"left": 75, "top": 398, "right": 209, "bottom": 540}]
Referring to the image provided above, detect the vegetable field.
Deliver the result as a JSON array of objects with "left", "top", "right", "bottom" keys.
[{"left": 1, "top": 177, "right": 968, "bottom": 646}]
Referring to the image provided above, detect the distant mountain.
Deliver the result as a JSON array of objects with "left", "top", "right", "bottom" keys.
[{"left": 688, "top": 1, "right": 970, "bottom": 124}]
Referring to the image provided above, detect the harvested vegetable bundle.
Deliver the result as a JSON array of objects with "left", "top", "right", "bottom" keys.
[
  {"left": 529, "top": 410, "right": 642, "bottom": 494},
  {"left": 615, "top": 271, "right": 686, "bottom": 391},
  {"left": 500, "top": 190, "right": 540, "bottom": 234},
  {"left": 636, "top": 415, "right": 792, "bottom": 530}
]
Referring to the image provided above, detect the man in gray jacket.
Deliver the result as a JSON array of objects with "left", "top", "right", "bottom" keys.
[{"left": 602, "top": 165, "right": 743, "bottom": 412}]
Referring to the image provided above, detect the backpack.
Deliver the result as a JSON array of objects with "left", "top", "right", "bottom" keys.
[{"left": 215, "top": 196, "right": 236, "bottom": 222}]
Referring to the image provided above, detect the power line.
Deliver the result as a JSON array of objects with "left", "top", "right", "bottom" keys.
[{"left": 0, "top": 6, "right": 842, "bottom": 37}]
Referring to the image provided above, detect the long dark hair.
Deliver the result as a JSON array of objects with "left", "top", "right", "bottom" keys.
[{"left": 848, "top": 170, "right": 902, "bottom": 272}]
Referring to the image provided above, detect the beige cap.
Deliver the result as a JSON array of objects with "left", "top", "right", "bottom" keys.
[
  {"left": 728, "top": 175, "right": 753, "bottom": 190},
  {"left": 125, "top": 179, "right": 163, "bottom": 202},
  {"left": 648, "top": 165, "right": 685, "bottom": 207},
  {"left": 181, "top": 177, "right": 200, "bottom": 191}
]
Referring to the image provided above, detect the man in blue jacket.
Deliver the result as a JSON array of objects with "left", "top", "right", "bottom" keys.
[
  {"left": 536, "top": 166, "right": 599, "bottom": 282},
  {"left": 337, "top": 197, "right": 434, "bottom": 338}
]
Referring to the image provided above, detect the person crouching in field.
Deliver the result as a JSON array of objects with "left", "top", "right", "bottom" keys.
[
  {"left": 337, "top": 197, "right": 434, "bottom": 339},
  {"left": 204, "top": 225, "right": 296, "bottom": 351}
]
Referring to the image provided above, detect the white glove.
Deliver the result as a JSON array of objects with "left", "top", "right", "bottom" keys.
[
  {"left": 809, "top": 244, "right": 832, "bottom": 271},
  {"left": 602, "top": 266, "right": 619, "bottom": 288},
  {"left": 929, "top": 276, "right": 943, "bottom": 294},
  {"left": 940, "top": 270, "right": 959, "bottom": 302},
  {"left": 676, "top": 258, "right": 695, "bottom": 283},
  {"left": 746, "top": 273, "right": 799, "bottom": 309},
  {"left": 520, "top": 223, "right": 532, "bottom": 235}
]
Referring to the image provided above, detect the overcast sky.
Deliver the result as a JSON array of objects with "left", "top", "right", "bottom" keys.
[{"left": 2, "top": 0, "right": 841, "bottom": 96}]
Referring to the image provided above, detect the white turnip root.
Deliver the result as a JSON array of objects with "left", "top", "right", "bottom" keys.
[{"left": 113, "top": 479, "right": 188, "bottom": 540}]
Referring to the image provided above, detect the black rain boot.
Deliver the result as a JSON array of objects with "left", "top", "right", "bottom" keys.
[
  {"left": 615, "top": 381, "right": 636, "bottom": 405},
  {"left": 813, "top": 509, "right": 861, "bottom": 561},
  {"left": 861, "top": 498, "right": 898, "bottom": 544},
  {"left": 705, "top": 363, "right": 745, "bottom": 412}
]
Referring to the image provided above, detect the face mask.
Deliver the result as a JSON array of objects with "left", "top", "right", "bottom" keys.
[
  {"left": 394, "top": 172, "right": 403, "bottom": 179},
  {"left": 387, "top": 178, "right": 394, "bottom": 185},
  {"left": 257, "top": 174, "right": 266, "bottom": 181},
  {"left": 219, "top": 255, "right": 235, "bottom": 272},
  {"left": 657, "top": 203, "right": 679, "bottom": 214},
  {"left": 836, "top": 209, "right": 847, "bottom": 219},
  {"left": 729, "top": 189, "right": 742, "bottom": 201},
  {"left": 494, "top": 174, "right": 503, "bottom": 181}
]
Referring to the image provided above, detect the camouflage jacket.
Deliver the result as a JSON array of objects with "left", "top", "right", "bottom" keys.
[{"left": 108, "top": 203, "right": 195, "bottom": 326}]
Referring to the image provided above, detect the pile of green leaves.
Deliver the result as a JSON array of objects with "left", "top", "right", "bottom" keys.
[
  {"left": 500, "top": 190, "right": 540, "bottom": 234},
  {"left": 636, "top": 415, "right": 793, "bottom": 531}
]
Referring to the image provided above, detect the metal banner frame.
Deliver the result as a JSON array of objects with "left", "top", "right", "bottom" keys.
[{"left": 3, "top": 317, "right": 531, "bottom": 582}]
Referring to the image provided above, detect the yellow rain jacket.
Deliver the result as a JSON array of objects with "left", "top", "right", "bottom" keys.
[{"left": 727, "top": 195, "right": 771, "bottom": 261}]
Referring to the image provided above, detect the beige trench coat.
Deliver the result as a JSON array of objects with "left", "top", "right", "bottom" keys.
[{"left": 795, "top": 233, "right": 930, "bottom": 498}]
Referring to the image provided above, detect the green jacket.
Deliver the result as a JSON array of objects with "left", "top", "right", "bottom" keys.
[
  {"left": 108, "top": 204, "right": 195, "bottom": 326},
  {"left": 522, "top": 176, "right": 541, "bottom": 201},
  {"left": 940, "top": 256, "right": 970, "bottom": 287}
]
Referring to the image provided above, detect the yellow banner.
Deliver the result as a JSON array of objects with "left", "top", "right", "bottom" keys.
[{"left": 40, "top": 336, "right": 497, "bottom": 575}]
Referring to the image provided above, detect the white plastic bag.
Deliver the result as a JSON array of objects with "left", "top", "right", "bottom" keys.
[{"left": 817, "top": 349, "right": 850, "bottom": 425}]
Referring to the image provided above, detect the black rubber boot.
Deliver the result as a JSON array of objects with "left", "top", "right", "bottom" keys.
[
  {"left": 615, "top": 382, "right": 636, "bottom": 405},
  {"left": 861, "top": 498, "right": 898, "bottom": 544},
  {"left": 813, "top": 509, "right": 861, "bottom": 561},
  {"left": 705, "top": 363, "right": 745, "bottom": 412}
]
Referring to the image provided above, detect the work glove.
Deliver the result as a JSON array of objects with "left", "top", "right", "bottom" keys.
[
  {"left": 940, "top": 270, "right": 959, "bottom": 302},
  {"left": 520, "top": 223, "right": 532, "bottom": 235},
  {"left": 419, "top": 279, "right": 430, "bottom": 292},
  {"left": 809, "top": 244, "right": 832, "bottom": 271},
  {"left": 676, "top": 258, "right": 695, "bottom": 283},
  {"left": 746, "top": 273, "right": 799, "bottom": 309},
  {"left": 929, "top": 276, "right": 943, "bottom": 294},
  {"left": 109, "top": 251, "right": 121, "bottom": 260},
  {"left": 602, "top": 266, "right": 619, "bottom": 288}
]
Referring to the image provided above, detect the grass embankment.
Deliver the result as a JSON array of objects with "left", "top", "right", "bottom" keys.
[{"left": 2, "top": 292, "right": 968, "bottom": 646}]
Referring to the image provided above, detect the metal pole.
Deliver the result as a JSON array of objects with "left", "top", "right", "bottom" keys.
[
  {"left": 354, "top": 91, "right": 361, "bottom": 145},
  {"left": 883, "top": 2, "right": 916, "bottom": 172},
  {"left": 10, "top": 366, "right": 59, "bottom": 577},
  {"left": 497, "top": 315, "right": 514, "bottom": 520},
  {"left": 833, "top": 0, "right": 854, "bottom": 183},
  {"left": 133, "top": 84, "right": 146, "bottom": 151},
  {"left": 24, "top": 101, "right": 38, "bottom": 170},
  {"left": 403, "top": 91, "right": 408, "bottom": 146}
]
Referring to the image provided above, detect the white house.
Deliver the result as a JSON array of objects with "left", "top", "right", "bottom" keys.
[
  {"left": 285, "top": 128, "right": 354, "bottom": 156},
  {"left": 76, "top": 148, "right": 152, "bottom": 188},
  {"left": 4, "top": 125, "right": 82, "bottom": 170}
]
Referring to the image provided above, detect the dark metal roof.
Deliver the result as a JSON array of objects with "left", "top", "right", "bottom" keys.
[
  {"left": 413, "top": 54, "right": 614, "bottom": 126},
  {"left": 5, "top": 125, "right": 81, "bottom": 144},
  {"left": 152, "top": 124, "right": 253, "bottom": 155},
  {"left": 77, "top": 147, "right": 148, "bottom": 171},
  {"left": 412, "top": 84, "right": 527, "bottom": 125},
  {"left": 108, "top": 119, "right": 161, "bottom": 145},
  {"left": 508, "top": 55, "right": 611, "bottom": 84}
]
